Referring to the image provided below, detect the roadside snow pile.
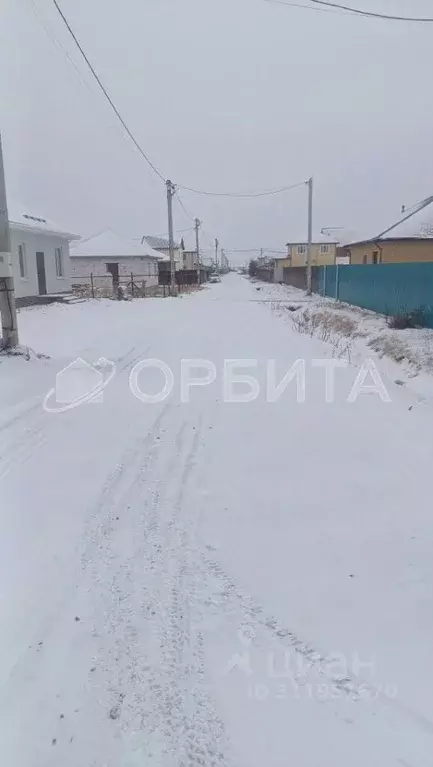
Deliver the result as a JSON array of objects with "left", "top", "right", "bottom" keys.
[
  {"left": 367, "top": 328, "right": 433, "bottom": 373},
  {"left": 260, "top": 282, "right": 433, "bottom": 376},
  {"left": 0, "top": 345, "right": 50, "bottom": 361}
]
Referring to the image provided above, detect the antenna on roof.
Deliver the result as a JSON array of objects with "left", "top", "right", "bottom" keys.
[
  {"left": 376, "top": 195, "right": 433, "bottom": 240},
  {"left": 321, "top": 227, "right": 344, "bottom": 237}
]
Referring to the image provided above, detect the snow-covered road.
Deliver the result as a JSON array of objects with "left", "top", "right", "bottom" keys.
[{"left": 1, "top": 274, "right": 433, "bottom": 766}]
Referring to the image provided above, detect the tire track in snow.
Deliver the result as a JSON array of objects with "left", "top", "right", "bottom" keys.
[
  {"left": 0, "top": 401, "right": 172, "bottom": 709},
  {"left": 152, "top": 419, "right": 231, "bottom": 766},
  {"left": 85, "top": 411, "right": 232, "bottom": 764},
  {"left": 80, "top": 400, "right": 172, "bottom": 568},
  {"left": 0, "top": 398, "right": 41, "bottom": 434},
  {"left": 65, "top": 411, "right": 219, "bottom": 764},
  {"left": 0, "top": 403, "right": 185, "bottom": 764},
  {"left": 202, "top": 555, "right": 362, "bottom": 699},
  {"left": 0, "top": 427, "right": 47, "bottom": 483},
  {"left": 200, "top": 554, "right": 433, "bottom": 737}
]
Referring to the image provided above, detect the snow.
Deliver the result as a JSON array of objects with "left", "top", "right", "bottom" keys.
[
  {"left": 8, "top": 200, "right": 78, "bottom": 239},
  {"left": 1, "top": 275, "right": 433, "bottom": 765},
  {"left": 71, "top": 229, "right": 163, "bottom": 259},
  {"left": 256, "top": 279, "right": 433, "bottom": 399}
]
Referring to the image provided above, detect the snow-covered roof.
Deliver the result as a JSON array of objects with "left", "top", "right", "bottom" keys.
[
  {"left": 8, "top": 201, "right": 79, "bottom": 239},
  {"left": 143, "top": 235, "right": 181, "bottom": 250},
  {"left": 71, "top": 230, "right": 162, "bottom": 259}
]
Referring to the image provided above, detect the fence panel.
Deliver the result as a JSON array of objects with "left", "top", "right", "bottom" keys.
[
  {"left": 317, "top": 262, "right": 433, "bottom": 327},
  {"left": 71, "top": 274, "right": 169, "bottom": 299}
]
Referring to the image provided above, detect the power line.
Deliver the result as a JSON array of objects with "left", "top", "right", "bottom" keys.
[
  {"left": 51, "top": 0, "right": 166, "bottom": 182},
  {"left": 266, "top": 0, "right": 433, "bottom": 21},
  {"left": 49, "top": 2, "right": 311, "bottom": 201},
  {"left": 224, "top": 249, "right": 267, "bottom": 254},
  {"left": 174, "top": 190, "right": 196, "bottom": 222},
  {"left": 176, "top": 180, "right": 306, "bottom": 198},
  {"left": 264, "top": 0, "right": 354, "bottom": 17},
  {"left": 135, "top": 227, "right": 194, "bottom": 241},
  {"left": 309, "top": 0, "right": 433, "bottom": 22},
  {"left": 26, "top": 0, "right": 93, "bottom": 92}
]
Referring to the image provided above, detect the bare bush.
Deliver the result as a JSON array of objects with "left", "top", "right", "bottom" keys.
[
  {"left": 291, "top": 308, "right": 354, "bottom": 361},
  {"left": 386, "top": 307, "right": 427, "bottom": 330},
  {"left": 368, "top": 335, "right": 413, "bottom": 366},
  {"left": 291, "top": 309, "right": 311, "bottom": 335},
  {"left": 330, "top": 315, "right": 357, "bottom": 338},
  {"left": 291, "top": 309, "right": 357, "bottom": 342}
]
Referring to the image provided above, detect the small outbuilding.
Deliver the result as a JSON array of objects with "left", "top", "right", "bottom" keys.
[{"left": 70, "top": 230, "right": 162, "bottom": 292}]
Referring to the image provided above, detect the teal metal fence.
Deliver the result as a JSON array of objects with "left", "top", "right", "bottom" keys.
[{"left": 319, "top": 263, "right": 433, "bottom": 328}]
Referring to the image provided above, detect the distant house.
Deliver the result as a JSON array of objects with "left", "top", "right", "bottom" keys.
[
  {"left": 142, "top": 236, "right": 183, "bottom": 271},
  {"left": 286, "top": 237, "right": 339, "bottom": 269},
  {"left": 343, "top": 197, "right": 433, "bottom": 265},
  {"left": 272, "top": 255, "right": 292, "bottom": 283},
  {"left": 70, "top": 230, "right": 161, "bottom": 289},
  {"left": 182, "top": 250, "right": 198, "bottom": 270},
  {"left": 9, "top": 202, "right": 78, "bottom": 301}
]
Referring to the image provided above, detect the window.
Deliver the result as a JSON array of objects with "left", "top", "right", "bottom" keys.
[
  {"left": 320, "top": 244, "right": 330, "bottom": 254},
  {"left": 18, "top": 243, "right": 27, "bottom": 278},
  {"left": 55, "top": 247, "right": 64, "bottom": 277},
  {"left": 297, "top": 245, "right": 306, "bottom": 255},
  {"left": 373, "top": 251, "right": 378, "bottom": 264},
  {"left": 363, "top": 254, "right": 368, "bottom": 264}
]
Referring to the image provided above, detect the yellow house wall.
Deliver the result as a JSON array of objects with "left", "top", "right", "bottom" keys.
[
  {"left": 289, "top": 243, "right": 337, "bottom": 267},
  {"left": 348, "top": 240, "right": 433, "bottom": 264}
]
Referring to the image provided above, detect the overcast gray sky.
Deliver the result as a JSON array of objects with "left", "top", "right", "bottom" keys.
[{"left": 1, "top": 0, "right": 433, "bottom": 262}]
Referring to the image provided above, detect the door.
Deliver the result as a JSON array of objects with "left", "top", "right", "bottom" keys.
[
  {"left": 106, "top": 262, "right": 120, "bottom": 289},
  {"left": 36, "top": 252, "right": 47, "bottom": 295}
]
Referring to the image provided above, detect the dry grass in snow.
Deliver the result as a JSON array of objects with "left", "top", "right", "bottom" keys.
[{"left": 265, "top": 283, "right": 433, "bottom": 376}]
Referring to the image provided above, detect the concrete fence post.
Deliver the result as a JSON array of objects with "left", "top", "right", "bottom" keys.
[{"left": 90, "top": 273, "right": 95, "bottom": 299}]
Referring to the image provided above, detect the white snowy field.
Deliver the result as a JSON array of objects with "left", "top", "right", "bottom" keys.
[{"left": 1, "top": 273, "right": 433, "bottom": 766}]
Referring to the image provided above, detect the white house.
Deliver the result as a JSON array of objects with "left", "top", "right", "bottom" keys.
[
  {"left": 70, "top": 230, "right": 161, "bottom": 289},
  {"left": 9, "top": 202, "right": 78, "bottom": 300}
]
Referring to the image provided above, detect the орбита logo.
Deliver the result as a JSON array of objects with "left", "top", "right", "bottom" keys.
[{"left": 43, "top": 357, "right": 116, "bottom": 413}]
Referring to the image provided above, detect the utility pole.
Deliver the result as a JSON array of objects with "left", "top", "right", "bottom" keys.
[
  {"left": 0, "top": 133, "right": 18, "bottom": 348},
  {"left": 195, "top": 218, "right": 201, "bottom": 286},
  {"left": 166, "top": 179, "right": 176, "bottom": 295},
  {"left": 306, "top": 176, "right": 313, "bottom": 295},
  {"left": 215, "top": 238, "right": 219, "bottom": 272}
]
